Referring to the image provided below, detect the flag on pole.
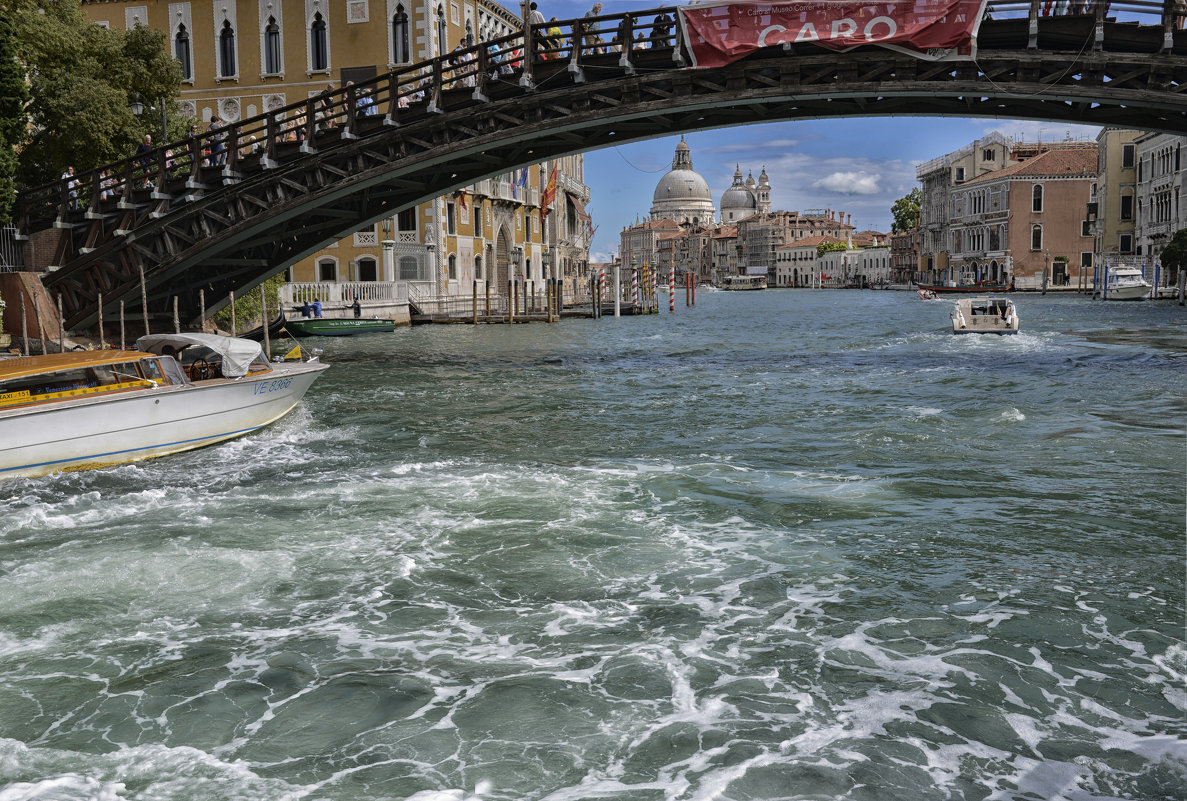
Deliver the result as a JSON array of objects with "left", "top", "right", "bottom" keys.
[
  {"left": 458, "top": 189, "right": 468, "bottom": 211},
  {"left": 542, "top": 165, "right": 558, "bottom": 217},
  {"left": 518, "top": 167, "right": 528, "bottom": 187}
]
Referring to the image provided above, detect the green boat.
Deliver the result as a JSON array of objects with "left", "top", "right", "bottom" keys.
[{"left": 284, "top": 317, "right": 395, "bottom": 337}]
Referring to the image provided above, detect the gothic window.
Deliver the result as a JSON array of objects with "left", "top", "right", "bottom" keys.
[
  {"left": 447, "top": 254, "right": 458, "bottom": 279},
  {"left": 437, "top": 6, "right": 447, "bottom": 55},
  {"left": 264, "top": 17, "right": 282, "bottom": 74},
  {"left": 175, "top": 24, "right": 192, "bottom": 80},
  {"left": 474, "top": 205, "right": 483, "bottom": 238},
  {"left": 474, "top": 255, "right": 483, "bottom": 279},
  {"left": 446, "top": 202, "right": 456, "bottom": 235},
  {"left": 219, "top": 20, "right": 237, "bottom": 78},
  {"left": 1031, "top": 184, "right": 1043, "bottom": 213},
  {"left": 311, "top": 12, "right": 328, "bottom": 71},
  {"left": 1031, "top": 224, "right": 1043, "bottom": 251},
  {"left": 392, "top": 5, "right": 410, "bottom": 63},
  {"left": 465, "top": 20, "right": 473, "bottom": 46}
]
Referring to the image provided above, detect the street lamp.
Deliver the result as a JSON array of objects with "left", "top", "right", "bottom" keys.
[
  {"left": 130, "top": 96, "right": 168, "bottom": 142},
  {"left": 379, "top": 216, "right": 395, "bottom": 283}
]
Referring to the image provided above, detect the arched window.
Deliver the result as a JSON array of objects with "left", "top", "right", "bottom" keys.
[
  {"left": 464, "top": 20, "right": 473, "bottom": 46},
  {"left": 264, "top": 17, "right": 282, "bottom": 74},
  {"left": 1031, "top": 183, "right": 1043, "bottom": 213},
  {"left": 392, "top": 5, "right": 410, "bottom": 63},
  {"left": 447, "top": 254, "right": 458, "bottom": 279},
  {"left": 357, "top": 257, "right": 378, "bottom": 282},
  {"left": 1031, "top": 224, "right": 1042, "bottom": 251},
  {"left": 474, "top": 255, "right": 483, "bottom": 279},
  {"left": 175, "top": 24, "right": 192, "bottom": 80},
  {"left": 219, "top": 20, "right": 237, "bottom": 78},
  {"left": 437, "top": 5, "right": 447, "bottom": 56},
  {"left": 311, "top": 12, "right": 328, "bottom": 71},
  {"left": 318, "top": 258, "right": 337, "bottom": 281}
]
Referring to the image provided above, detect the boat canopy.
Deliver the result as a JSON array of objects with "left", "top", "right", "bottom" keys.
[{"left": 136, "top": 334, "right": 266, "bottom": 378}]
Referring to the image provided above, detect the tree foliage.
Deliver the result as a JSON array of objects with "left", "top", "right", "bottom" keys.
[
  {"left": 817, "top": 240, "right": 847, "bottom": 256},
  {"left": 0, "top": 14, "right": 30, "bottom": 223},
  {"left": 212, "top": 276, "right": 288, "bottom": 336},
  {"left": 11, "top": 0, "right": 183, "bottom": 189},
  {"left": 891, "top": 188, "right": 922, "bottom": 233},
  {"left": 1160, "top": 228, "right": 1187, "bottom": 273}
]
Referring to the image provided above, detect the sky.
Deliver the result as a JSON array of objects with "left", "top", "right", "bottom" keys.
[{"left": 519, "top": 1, "right": 1104, "bottom": 263}]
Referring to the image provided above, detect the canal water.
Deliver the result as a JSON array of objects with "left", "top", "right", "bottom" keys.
[{"left": 1, "top": 290, "right": 1184, "bottom": 801}]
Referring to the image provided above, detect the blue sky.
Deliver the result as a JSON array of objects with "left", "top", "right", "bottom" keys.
[{"left": 522, "top": 1, "right": 1103, "bottom": 262}]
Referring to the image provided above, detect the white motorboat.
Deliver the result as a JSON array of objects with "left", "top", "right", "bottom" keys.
[
  {"left": 1102, "top": 267, "right": 1152, "bottom": 300},
  {"left": 0, "top": 333, "right": 329, "bottom": 478},
  {"left": 950, "top": 296, "right": 1019, "bottom": 335}
]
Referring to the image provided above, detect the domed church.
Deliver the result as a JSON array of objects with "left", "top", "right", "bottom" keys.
[
  {"left": 649, "top": 138, "right": 717, "bottom": 227},
  {"left": 720, "top": 165, "right": 771, "bottom": 223}
]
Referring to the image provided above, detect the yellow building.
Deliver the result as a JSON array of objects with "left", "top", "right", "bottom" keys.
[{"left": 80, "top": 0, "right": 591, "bottom": 305}]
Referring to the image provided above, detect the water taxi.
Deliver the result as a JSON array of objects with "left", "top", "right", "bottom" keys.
[
  {"left": 950, "top": 297, "right": 1019, "bottom": 335},
  {"left": 0, "top": 333, "right": 329, "bottom": 478}
]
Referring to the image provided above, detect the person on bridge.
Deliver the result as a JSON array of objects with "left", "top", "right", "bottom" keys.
[
  {"left": 206, "top": 117, "right": 226, "bottom": 167},
  {"left": 135, "top": 135, "right": 155, "bottom": 188},
  {"left": 585, "top": 3, "right": 604, "bottom": 54},
  {"left": 652, "top": 12, "right": 673, "bottom": 48}
]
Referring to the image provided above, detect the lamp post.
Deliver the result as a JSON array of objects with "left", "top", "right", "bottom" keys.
[
  {"left": 130, "top": 97, "right": 168, "bottom": 142},
  {"left": 380, "top": 216, "right": 395, "bottom": 283}
]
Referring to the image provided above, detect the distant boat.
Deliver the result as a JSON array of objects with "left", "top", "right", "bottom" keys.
[
  {"left": 917, "top": 280, "right": 1014, "bottom": 295},
  {"left": 1102, "top": 267, "right": 1152, "bottom": 300},
  {"left": 950, "top": 296, "right": 1019, "bottom": 335},
  {"left": 917, "top": 288, "right": 938, "bottom": 300},
  {"left": 721, "top": 275, "right": 767, "bottom": 290},
  {"left": 0, "top": 333, "right": 329, "bottom": 478},
  {"left": 285, "top": 316, "right": 396, "bottom": 336}
]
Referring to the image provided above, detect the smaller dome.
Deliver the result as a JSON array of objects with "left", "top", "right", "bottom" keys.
[{"left": 721, "top": 184, "right": 757, "bottom": 210}]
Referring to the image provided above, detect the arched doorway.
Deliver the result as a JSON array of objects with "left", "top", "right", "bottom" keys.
[{"left": 495, "top": 227, "right": 511, "bottom": 292}]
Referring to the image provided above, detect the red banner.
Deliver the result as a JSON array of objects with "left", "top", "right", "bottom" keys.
[{"left": 679, "top": 1, "right": 990, "bottom": 68}]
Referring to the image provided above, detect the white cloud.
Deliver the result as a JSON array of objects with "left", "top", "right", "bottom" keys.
[{"left": 811, "top": 172, "right": 882, "bottom": 195}]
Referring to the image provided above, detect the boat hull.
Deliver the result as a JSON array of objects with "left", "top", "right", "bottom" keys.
[
  {"left": 1103, "top": 285, "right": 1151, "bottom": 300},
  {"left": 0, "top": 361, "right": 329, "bottom": 478},
  {"left": 918, "top": 282, "right": 1013, "bottom": 294},
  {"left": 286, "top": 317, "right": 395, "bottom": 336}
]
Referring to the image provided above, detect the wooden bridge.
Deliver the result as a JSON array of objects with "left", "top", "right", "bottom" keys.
[{"left": 13, "top": 0, "right": 1187, "bottom": 331}]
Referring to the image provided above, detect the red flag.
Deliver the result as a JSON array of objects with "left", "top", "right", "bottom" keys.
[
  {"left": 542, "top": 165, "right": 558, "bottom": 217},
  {"left": 458, "top": 189, "right": 468, "bottom": 211}
]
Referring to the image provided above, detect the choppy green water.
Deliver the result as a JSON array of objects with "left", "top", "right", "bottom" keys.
[{"left": 2, "top": 290, "right": 1185, "bottom": 801}]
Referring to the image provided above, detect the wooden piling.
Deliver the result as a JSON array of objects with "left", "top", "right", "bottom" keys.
[
  {"left": 119, "top": 302, "right": 126, "bottom": 350},
  {"left": 139, "top": 265, "right": 149, "bottom": 335},
  {"left": 57, "top": 295, "right": 65, "bottom": 352},
  {"left": 260, "top": 284, "right": 270, "bottom": 358},
  {"left": 33, "top": 295, "right": 46, "bottom": 355},
  {"left": 19, "top": 292, "right": 28, "bottom": 356},
  {"left": 473, "top": 280, "right": 478, "bottom": 324},
  {"left": 199, "top": 289, "right": 206, "bottom": 331},
  {"left": 173, "top": 296, "right": 180, "bottom": 333},
  {"left": 97, "top": 292, "right": 106, "bottom": 349},
  {"left": 228, "top": 292, "right": 236, "bottom": 336}
]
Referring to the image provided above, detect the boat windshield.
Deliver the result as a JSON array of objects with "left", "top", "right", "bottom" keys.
[
  {"left": 0, "top": 359, "right": 157, "bottom": 409},
  {"left": 137, "top": 334, "right": 268, "bottom": 378}
]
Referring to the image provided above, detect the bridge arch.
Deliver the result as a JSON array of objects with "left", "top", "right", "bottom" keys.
[{"left": 14, "top": 2, "right": 1187, "bottom": 329}]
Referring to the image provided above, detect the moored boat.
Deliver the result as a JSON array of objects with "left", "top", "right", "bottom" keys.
[
  {"left": 0, "top": 333, "right": 329, "bottom": 478},
  {"left": 917, "top": 280, "right": 1014, "bottom": 294},
  {"left": 239, "top": 311, "right": 287, "bottom": 341},
  {"left": 950, "top": 296, "right": 1019, "bottom": 334},
  {"left": 1102, "top": 267, "right": 1152, "bottom": 300},
  {"left": 285, "top": 316, "right": 396, "bottom": 336}
]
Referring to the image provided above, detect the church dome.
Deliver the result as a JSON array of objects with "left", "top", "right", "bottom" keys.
[
  {"left": 652, "top": 169, "right": 712, "bottom": 204},
  {"left": 649, "top": 137, "right": 716, "bottom": 226},
  {"left": 721, "top": 166, "right": 756, "bottom": 210}
]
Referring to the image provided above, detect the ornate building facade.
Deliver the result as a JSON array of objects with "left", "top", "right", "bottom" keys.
[{"left": 80, "top": 0, "right": 592, "bottom": 303}]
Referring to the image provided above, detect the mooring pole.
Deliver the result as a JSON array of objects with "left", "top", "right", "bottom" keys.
[{"left": 97, "top": 292, "right": 105, "bottom": 350}]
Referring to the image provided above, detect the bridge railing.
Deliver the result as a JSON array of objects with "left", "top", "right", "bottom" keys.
[{"left": 13, "top": 2, "right": 1182, "bottom": 240}]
